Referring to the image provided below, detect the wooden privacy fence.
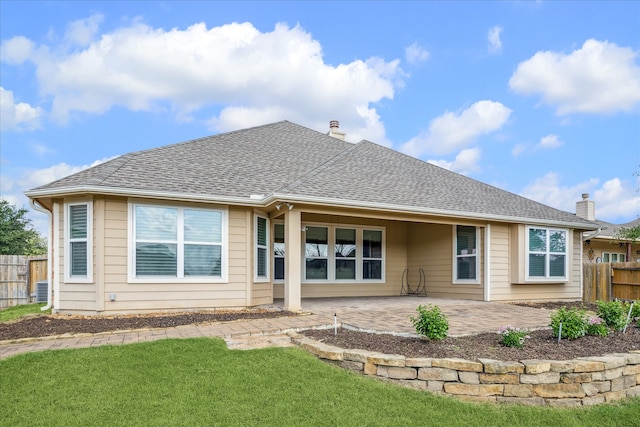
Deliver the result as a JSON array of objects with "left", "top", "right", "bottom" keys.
[
  {"left": 583, "top": 262, "right": 640, "bottom": 302},
  {"left": 0, "top": 255, "right": 48, "bottom": 309}
]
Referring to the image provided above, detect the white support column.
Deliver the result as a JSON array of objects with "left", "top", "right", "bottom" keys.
[
  {"left": 284, "top": 208, "right": 302, "bottom": 311},
  {"left": 484, "top": 223, "right": 491, "bottom": 302}
]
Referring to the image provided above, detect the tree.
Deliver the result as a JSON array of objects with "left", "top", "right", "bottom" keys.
[
  {"left": 615, "top": 225, "right": 640, "bottom": 243},
  {"left": 0, "top": 199, "right": 47, "bottom": 255}
]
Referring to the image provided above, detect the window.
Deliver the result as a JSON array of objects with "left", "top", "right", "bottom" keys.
[
  {"left": 362, "top": 229, "right": 382, "bottom": 280},
  {"left": 305, "top": 226, "right": 328, "bottom": 280},
  {"left": 335, "top": 228, "right": 356, "bottom": 280},
  {"left": 275, "top": 223, "right": 384, "bottom": 282},
  {"left": 274, "top": 223, "right": 285, "bottom": 281},
  {"left": 65, "top": 202, "right": 92, "bottom": 282},
  {"left": 454, "top": 225, "right": 479, "bottom": 282},
  {"left": 603, "top": 252, "right": 626, "bottom": 262},
  {"left": 255, "top": 215, "right": 269, "bottom": 280},
  {"left": 527, "top": 227, "right": 567, "bottom": 279},
  {"left": 131, "top": 204, "right": 226, "bottom": 281}
]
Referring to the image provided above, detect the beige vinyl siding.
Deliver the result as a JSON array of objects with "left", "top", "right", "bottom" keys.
[
  {"left": 493, "top": 225, "right": 582, "bottom": 302},
  {"left": 57, "top": 198, "right": 98, "bottom": 313},
  {"left": 407, "top": 223, "right": 483, "bottom": 300},
  {"left": 59, "top": 198, "right": 255, "bottom": 314},
  {"left": 488, "top": 223, "right": 510, "bottom": 300}
]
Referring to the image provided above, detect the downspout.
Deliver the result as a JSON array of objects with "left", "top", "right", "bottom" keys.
[
  {"left": 582, "top": 228, "right": 602, "bottom": 241},
  {"left": 29, "top": 199, "right": 53, "bottom": 311}
]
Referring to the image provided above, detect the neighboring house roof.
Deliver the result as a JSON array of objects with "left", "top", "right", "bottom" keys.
[
  {"left": 594, "top": 217, "right": 640, "bottom": 239},
  {"left": 26, "top": 120, "right": 597, "bottom": 229}
]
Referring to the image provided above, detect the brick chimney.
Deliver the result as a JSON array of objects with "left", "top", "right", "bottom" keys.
[
  {"left": 328, "top": 120, "right": 346, "bottom": 141},
  {"left": 576, "top": 193, "right": 595, "bottom": 221}
]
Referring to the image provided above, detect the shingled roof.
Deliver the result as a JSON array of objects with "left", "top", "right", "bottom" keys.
[{"left": 27, "top": 120, "right": 596, "bottom": 228}]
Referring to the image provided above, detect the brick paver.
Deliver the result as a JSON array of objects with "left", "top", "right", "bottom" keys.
[{"left": 0, "top": 297, "right": 555, "bottom": 359}]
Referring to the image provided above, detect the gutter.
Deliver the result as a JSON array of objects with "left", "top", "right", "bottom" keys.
[
  {"left": 29, "top": 199, "right": 53, "bottom": 312},
  {"left": 582, "top": 228, "right": 603, "bottom": 241},
  {"left": 25, "top": 185, "right": 599, "bottom": 230}
]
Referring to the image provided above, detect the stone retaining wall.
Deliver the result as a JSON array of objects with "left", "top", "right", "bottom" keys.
[{"left": 288, "top": 332, "right": 640, "bottom": 406}]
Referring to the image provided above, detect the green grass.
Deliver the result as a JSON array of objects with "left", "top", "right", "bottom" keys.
[
  {"left": 0, "top": 303, "right": 49, "bottom": 322},
  {"left": 1, "top": 339, "right": 638, "bottom": 426}
]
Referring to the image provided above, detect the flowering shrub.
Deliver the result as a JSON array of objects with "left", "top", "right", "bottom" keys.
[
  {"left": 586, "top": 315, "right": 609, "bottom": 337},
  {"left": 549, "top": 307, "right": 587, "bottom": 340},
  {"left": 498, "top": 325, "right": 530, "bottom": 348},
  {"left": 596, "top": 300, "right": 628, "bottom": 331},
  {"left": 410, "top": 304, "right": 449, "bottom": 340}
]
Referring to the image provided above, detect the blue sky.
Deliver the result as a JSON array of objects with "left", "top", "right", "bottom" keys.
[{"left": 1, "top": 1, "right": 639, "bottom": 234}]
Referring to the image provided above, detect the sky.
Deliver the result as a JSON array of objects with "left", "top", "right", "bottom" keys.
[{"left": 1, "top": 1, "right": 639, "bottom": 235}]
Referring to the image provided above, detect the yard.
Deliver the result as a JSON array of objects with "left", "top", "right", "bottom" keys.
[{"left": 1, "top": 337, "right": 639, "bottom": 426}]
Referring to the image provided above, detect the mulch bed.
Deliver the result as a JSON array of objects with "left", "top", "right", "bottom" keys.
[
  {"left": 302, "top": 302, "right": 640, "bottom": 362},
  {"left": 0, "top": 310, "right": 297, "bottom": 341},
  {"left": 2, "top": 302, "right": 638, "bottom": 363}
]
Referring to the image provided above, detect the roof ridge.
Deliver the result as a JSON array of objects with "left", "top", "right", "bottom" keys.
[{"left": 276, "top": 140, "right": 362, "bottom": 194}]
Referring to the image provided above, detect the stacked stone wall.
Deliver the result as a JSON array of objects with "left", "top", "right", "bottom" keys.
[{"left": 289, "top": 332, "right": 640, "bottom": 406}]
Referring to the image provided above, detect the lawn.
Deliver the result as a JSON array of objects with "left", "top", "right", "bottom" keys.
[
  {"left": 0, "top": 302, "right": 49, "bottom": 322},
  {"left": 1, "top": 338, "right": 638, "bottom": 427}
]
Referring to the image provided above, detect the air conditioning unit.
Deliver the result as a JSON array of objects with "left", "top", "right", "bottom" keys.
[{"left": 36, "top": 281, "right": 49, "bottom": 303}]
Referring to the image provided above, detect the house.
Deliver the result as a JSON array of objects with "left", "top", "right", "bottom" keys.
[
  {"left": 26, "top": 120, "right": 599, "bottom": 315},
  {"left": 576, "top": 194, "right": 640, "bottom": 263}
]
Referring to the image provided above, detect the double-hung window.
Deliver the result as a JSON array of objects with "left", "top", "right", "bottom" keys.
[
  {"left": 335, "top": 228, "right": 356, "bottom": 280},
  {"left": 65, "top": 202, "right": 92, "bottom": 282},
  {"left": 362, "top": 230, "right": 383, "bottom": 280},
  {"left": 131, "top": 204, "right": 226, "bottom": 281},
  {"left": 305, "top": 226, "right": 329, "bottom": 280},
  {"left": 527, "top": 227, "right": 567, "bottom": 279},
  {"left": 273, "top": 223, "right": 285, "bottom": 281},
  {"left": 454, "top": 225, "right": 479, "bottom": 282},
  {"left": 255, "top": 215, "right": 269, "bottom": 281}
]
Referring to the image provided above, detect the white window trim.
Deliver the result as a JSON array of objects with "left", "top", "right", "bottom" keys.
[
  {"left": 128, "top": 202, "right": 228, "bottom": 284},
  {"left": 525, "top": 226, "right": 569, "bottom": 281},
  {"left": 64, "top": 201, "right": 93, "bottom": 283},
  {"left": 273, "top": 221, "right": 285, "bottom": 283},
  {"left": 452, "top": 225, "right": 481, "bottom": 285},
  {"left": 302, "top": 223, "right": 385, "bottom": 284},
  {"left": 602, "top": 252, "right": 626, "bottom": 263},
  {"left": 254, "top": 214, "right": 269, "bottom": 282}
]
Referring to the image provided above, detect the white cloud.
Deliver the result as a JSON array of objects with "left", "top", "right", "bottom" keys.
[
  {"left": 64, "top": 14, "right": 104, "bottom": 47},
  {"left": 428, "top": 148, "right": 481, "bottom": 175},
  {"left": 512, "top": 143, "right": 528, "bottom": 157},
  {"left": 509, "top": 39, "right": 640, "bottom": 115},
  {"left": 520, "top": 172, "right": 640, "bottom": 222},
  {"left": 1, "top": 20, "right": 403, "bottom": 144},
  {"left": 0, "top": 157, "right": 115, "bottom": 235},
  {"left": 400, "top": 100, "right": 512, "bottom": 157},
  {"left": 405, "top": 42, "right": 430, "bottom": 64},
  {"left": 488, "top": 26, "right": 503, "bottom": 55},
  {"left": 538, "top": 134, "right": 563, "bottom": 149},
  {"left": 0, "top": 87, "right": 43, "bottom": 132},
  {"left": 0, "top": 36, "right": 34, "bottom": 65}
]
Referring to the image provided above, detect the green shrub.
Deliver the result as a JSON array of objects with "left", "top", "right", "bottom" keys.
[
  {"left": 596, "top": 300, "right": 628, "bottom": 331},
  {"left": 410, "top": 304, "right": 449, "bottom": 340},
  {"left": 586, "top": 316, "right": 609, "bottom": 337},
  {"left": 498, "top": 325, "right": 530, "bottom": 348},
  {"left": 549, "top": 307, "right": 587, "bottom": 340},
  {"left": 627, "top": 300, "right": 640, "bottom": 320}
]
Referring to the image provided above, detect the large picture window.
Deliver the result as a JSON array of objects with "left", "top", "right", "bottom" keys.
[
  {"left": 527, "top": 227, "right": 567, "bottom": 279},
  {"left": 65, "top": 202, "right": 92, "bottom": 282},
  {"left": 131, "top": 204, "right": 226, "bottom": 281},
  {"left": 454, "top": 225, "right": 479, "bottom": 282}
]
